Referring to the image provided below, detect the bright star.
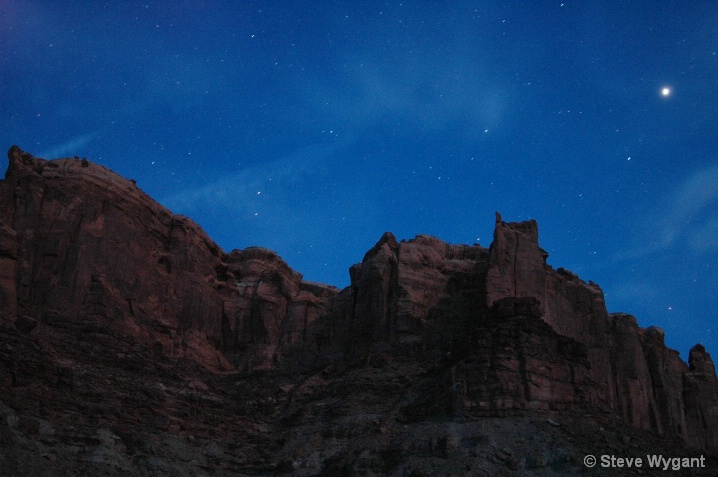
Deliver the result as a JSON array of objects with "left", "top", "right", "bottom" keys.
[{"left": 661, "top": 86, "right": 672, "bottom": 97}]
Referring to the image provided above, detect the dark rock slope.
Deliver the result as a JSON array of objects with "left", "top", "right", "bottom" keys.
[{"left": 0, "top": 146, "right": 716, "bottom": 476}]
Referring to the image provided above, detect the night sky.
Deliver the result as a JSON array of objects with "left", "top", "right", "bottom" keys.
[{"left": 2, "top": 1, "right": 717, "bottom": 360}]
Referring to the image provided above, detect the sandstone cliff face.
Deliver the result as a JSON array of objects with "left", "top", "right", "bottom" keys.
[
  {"left": 0, "top": 146, "right": 337, "bottom": 372},
  {"left": 1, "top": 145, "right": 717, "bottom": 473},
  {"left": 684, "top": 345, "right": 718, "bottom": 451},
  {"left": 334, "top": 232, "right": 489, "bottom": 356},
  {"left": 399, "top": 297, "right": 594, "bottom": 422},
  {"left": 484, "top": 211, "right": 718, "bottom": 451}
]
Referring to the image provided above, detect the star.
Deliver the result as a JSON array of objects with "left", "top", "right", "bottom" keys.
[{"left": 661, "top": 86, "right": 672, "bottom": 97}]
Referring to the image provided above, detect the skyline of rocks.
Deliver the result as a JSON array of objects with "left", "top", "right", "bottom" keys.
[{"left": 1, "top": 145, "right": 716, "bottom": 475}]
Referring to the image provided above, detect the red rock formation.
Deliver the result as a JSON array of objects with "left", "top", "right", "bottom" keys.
[
  {"left": 0, "top": 146, "right": 337, "bottom": 373},
  {"left": 487, "top": 212, "right": 549, "bottom": 309},
  {"left": 453, "top": 297, "right": 594, "bottom": 415},
  {"left": 641, "top": 326, "right": 689, "bottom": 437},
  {"left": 1, "top": 145, "right": 717, "bottom": 468},
  {"left": 337, "top": 232, "right": 488, "bottom": 357},
  {"left": 684, "top": 345, "right": 718, "bottom": 450},
  {"left": 0, "top": 220, "right": 18, "bottom": 322},
  {"left": 484, "top": 212, "right": 718, "bottom": 451}
]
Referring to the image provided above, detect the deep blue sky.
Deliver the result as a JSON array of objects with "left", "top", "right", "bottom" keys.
[{"left": 2, "top": 1, "right": 717, "bottom": 360}]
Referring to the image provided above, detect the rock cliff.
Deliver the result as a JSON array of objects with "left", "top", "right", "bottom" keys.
[
  {"left": 0, "top": 145, "right": 338, "bottom": 373},
  {"left": 0, "top": 146, "right": 716, "bottom": 476},
  {"left": 485, "top": 212, "right": 718, "bottom": 447}
]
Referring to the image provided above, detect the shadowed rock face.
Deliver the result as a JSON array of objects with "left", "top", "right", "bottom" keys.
[
  {"left": 0, "top": 146, "right": 338, "bottom": 373},
  {"left": 0, "top": 146, "right": 716, "bottom": 475},
  {"left": 485, "top": 212, "right": 718, "bottom": 449}
]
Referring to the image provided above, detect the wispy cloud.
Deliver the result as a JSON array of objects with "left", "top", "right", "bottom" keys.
[
  {"left": 294, "top": 47, "right": 512, "bottom": 139},
  {"left": 38, "top": 131, "right": 99, "bottom": 159},
  {"left": 158, "top": 134, "right": 382, "bottom": 271},
  {"left": 161, "top": 138, "right": 349, "bottom": 215},
  {"left": 659, "top": 163, "right": 718, "bottom": 253},
  {"left": 614, "top": 163, "right": 718, "bottom": 260},
  {"left": 687, "top": 212, "right": 718, "bottom": 253}
]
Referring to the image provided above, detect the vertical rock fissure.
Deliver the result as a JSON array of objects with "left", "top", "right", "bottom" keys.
[
  {"left": 62, "top": 212, "right": 85, "bottom": 313},
  {"left": 512, "top": 230, "right": 519, "bottom": 298},
  {"left": 388, "top": 248, "right": 399, "bottom": 343},
  {"left": 517, "top": 331, "right": 531, "bottom": 403}
]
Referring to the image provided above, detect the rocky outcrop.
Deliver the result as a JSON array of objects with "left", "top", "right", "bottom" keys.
[
  {"left": 684, "top": 345, "right": 718, "bottom": 451},
  {"left": 0, "top": 146, "right": 338, "bottom": 372},
  {"left": 332, "top": 232, "right": 489, "bottom": 357},
  {"left": 1, "top": 146, "right": 717, "bottom": 475},
  {"left": 400, "top": 297, "right": 594, "bottom": 422},
  {"left": 0, "top": 220, "right": 18, "bottom": 322},
  {"left": 484, "top": 211, "right": 718, "bottom": 451}
]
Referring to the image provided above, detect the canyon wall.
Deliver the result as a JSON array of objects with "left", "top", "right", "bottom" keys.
[{"left": 1, "top": 146, "right": 716, "bottom": 452}]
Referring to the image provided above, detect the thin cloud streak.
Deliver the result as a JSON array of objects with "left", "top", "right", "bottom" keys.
[
  {"left": 662, "top": 164, "right": 718, "bottom": 254},
  {"left": 296, "top": 48, "right": 512, "bottom": 139},
  {"left": 161, "top": 138, "right": 352, "bottom": 216},
  {"left": 38, "top": 131, "right": 99, "bottom": 159},
  {"left": 614, "top": 163, "right": 718, "bottom": 261}
]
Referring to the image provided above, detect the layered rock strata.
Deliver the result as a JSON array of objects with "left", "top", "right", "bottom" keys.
[
  {"left": 0, "top": 146, "right": 338, "bottom": 373},
  {"left": 484, "top": 212, "right": 718, "bottom": 449},
  {"left": 0, "top": 146, "right": 716, "bottom": 460}
]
